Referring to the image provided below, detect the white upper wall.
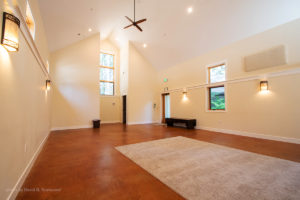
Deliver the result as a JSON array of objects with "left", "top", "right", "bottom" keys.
[
  {"left": 38, "top": 0, "right": 300, "bottom": 69},
  {"left": 127, "top": 43, "right": 160, "bottom": 124}
]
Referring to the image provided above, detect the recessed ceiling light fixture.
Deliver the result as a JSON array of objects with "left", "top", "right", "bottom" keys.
[
  {"left": 88, "top": 28, "right": 92, "bottom": 32},
  {"left": 143, "top": 43, "right": 147, "bottom": 48},
  {"left": 187, "top": 7, "right": 193, "bottom": 14}
]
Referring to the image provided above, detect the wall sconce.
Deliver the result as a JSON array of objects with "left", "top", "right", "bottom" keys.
[
  {"left": 182, "top": 88, "right": 188, "bottom": 101},
  {"left": 260, "top": 81, "right": 268, "bottom": 92},
  {"left": 1, "top": 12, "right": 20, "bottom": 52},
  {"left": 46, "top": 80, "right": 51, "bottom": 91}
]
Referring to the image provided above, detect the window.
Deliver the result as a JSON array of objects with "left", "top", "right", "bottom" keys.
[
  {"left": 208, "top": 64, "right": 226, "bottom": 83},
  {"left": 207, "top": 63, "right": 226, "bottom": 111},
  {"left": 26, "top": 1, "right": 35, "bottom": 39},
  {"left": 209, "top": 86, "right": 225, "bottom": 110},
  {"left": 100, "top": 53, "right": 114, "bottom": 96}
]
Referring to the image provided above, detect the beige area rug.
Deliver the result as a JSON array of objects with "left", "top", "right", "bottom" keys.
[{"left": 115, "top": 136, "right": 300, "bottom": 200}]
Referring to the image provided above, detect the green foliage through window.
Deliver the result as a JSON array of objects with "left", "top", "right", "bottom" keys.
[{"left": 209, "top": 86, "right": 225, "bottom": 110}]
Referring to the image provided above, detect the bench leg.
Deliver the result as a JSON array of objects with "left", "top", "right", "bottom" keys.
[
  {"left": 186, "top": 121, "right": 195, "bottom": 129},
  {"left": 166, "top": 122, "right": 174, "bottom": 127}
]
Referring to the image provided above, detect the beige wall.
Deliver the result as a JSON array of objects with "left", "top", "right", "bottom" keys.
[
  {"left": 159, "top": 19, "right": 300, "bottom": 140},
  {"left": 50, "top": 34, "right": 100, "bottom": 129},
  {"left": 99, "top": 39, "right": 122, "bottom": 123},
  {"left": 120, "top": 41, "right": 129, "bottom": 96},
  {"left": 127, "top": 43, "right": 160, "bottom": 124},
  {"left": 0, "top": 0, "right": 50, "bottom": 199}
]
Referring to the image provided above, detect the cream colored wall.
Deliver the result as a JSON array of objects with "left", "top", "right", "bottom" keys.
[
  {"left": 100, "top": 97, "right": 121, "bottom": 123},
  {"left": 0, "top": 0, "right": 50, "bottom": 199},
  {"left": 100, "top": 39, "right": 121, "bottom": 123},
  {"left": 120, "top": 41, "right": 129, "bottom": 96},
  {"left": 50, "top": 34, "right": 100, "bottom": 129},
  {"left": 159, "top": 19, "right": 300, "bottom": 139},
  {"left": 127, "top": 43, "right": 160, "bottom": 124}
]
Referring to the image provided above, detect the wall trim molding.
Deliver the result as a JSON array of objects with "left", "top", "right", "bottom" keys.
[
  {"left": 196, "top": 126, "right": 300, "bottom": 144},
  {"left": 127, "top": 121, "right": 157, "bottom": 125},
  {"left": 51, "top": 125, "right": 92, "bottom": 131},
  {"left": 163, "top": 67, "right": 300, "bottom": 93},
  {"left": 101, "top": 121, "right": 122, "bottom": 124},
  {"left": 7, "top": 132, "right": 50, "bottom": 200}
]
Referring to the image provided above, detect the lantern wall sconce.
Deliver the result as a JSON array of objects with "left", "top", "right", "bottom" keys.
[
  {"left": 46, "top": 80, "right": 51, "bottom": 91},
  {"left": 182, "top": 88, "right": 188, "bottom": 101},
  {"left": 1, "top": 12, "right": 20, "bottom": 52},
  {"left": 260, "top": 81, "right": 268, "bottom": 92}
]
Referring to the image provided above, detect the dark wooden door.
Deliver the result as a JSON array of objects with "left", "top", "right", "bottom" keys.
[{"left": 122, "top": 95, "right": 127, "bottom": 124}]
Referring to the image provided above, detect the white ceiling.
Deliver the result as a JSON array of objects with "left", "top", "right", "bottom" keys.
[{"left": 38, "top": 0, "right": 300, "bottom": 69}]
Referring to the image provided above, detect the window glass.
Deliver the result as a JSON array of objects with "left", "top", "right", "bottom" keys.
[
  {"left": 100, "top": 82, "right": 114, "bottom": 96},
  {"left": 209, "top": 86, "right": 225, "bottom": 110},
  {"left": 100, "top": 53, "right": 114, "bottom": 95},
  {"left": 100, "top": 53, "right": 114, "bottom": 67},
  {"left": 210, "top": 64, "right": 226, "bottom": 83},
  {"left": 26, "top": 1, "right": 35, "bottom": 39},
  {"left": 100, "top": 68, "right": 113, "bottom": 82}
]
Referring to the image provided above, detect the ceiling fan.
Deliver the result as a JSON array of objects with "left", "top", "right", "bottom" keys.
[{"left": 124, "top": 0, "right": 147, "bottom": 32}]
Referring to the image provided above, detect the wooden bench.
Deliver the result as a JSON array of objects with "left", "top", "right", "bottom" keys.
[{"left": 165, "top": 118, "right": 196, "bottom": 129}]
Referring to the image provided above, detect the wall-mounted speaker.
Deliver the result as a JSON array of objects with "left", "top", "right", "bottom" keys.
[{"left": 244, "top": 45, "right": 287, "bottom": 72}]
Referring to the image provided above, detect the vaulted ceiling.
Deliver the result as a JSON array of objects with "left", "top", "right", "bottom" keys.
[{"left": 38, "top": 0, "right": 300, "bottom": 69}]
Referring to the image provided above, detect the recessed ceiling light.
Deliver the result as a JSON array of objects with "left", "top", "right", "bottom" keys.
[
  {"left": 88, "top": 28, "right": 92, "bottom": 32},
  {"left": 143, "top": 43, "right": 147, "bottom": 48},
  {"left": 187, "top": 7, "right": 193, "bottom": 14},
  {"left": 115, "top": 37, "right": 119, "bottom": 41}
]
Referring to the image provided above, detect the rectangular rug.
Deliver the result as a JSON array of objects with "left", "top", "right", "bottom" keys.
[{"left": 115, "top": 136, "right": 300, "bottom": 200}]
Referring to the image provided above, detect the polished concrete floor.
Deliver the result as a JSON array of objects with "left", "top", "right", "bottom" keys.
[{"left": 16, "top": 124, "right": 300, "bottom": 200}]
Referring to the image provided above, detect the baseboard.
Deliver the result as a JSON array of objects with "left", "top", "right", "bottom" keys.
[
  {"left": 51, "top": 125, "right": 92, "bottom": 131},
  {"left": 196, "top": 126, "right": 300, "bottom": 144},
  {"left": 7, "top": 132, "right": 50, "bottom": 200},
  {"left": 101, "top": 121, "right": 121, "bottom": 124},
  {"left": 127, "top": 121, "right": 157, "bottom": 125}
]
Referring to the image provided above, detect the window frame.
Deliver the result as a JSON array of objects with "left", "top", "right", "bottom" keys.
[
  {"left": 25, "top": 0, "right": 36, "bottom": 40},
  {"left": 99, "top": 52, "right": 115, "bottom": 96},
  {"left": 207, "top": 62, "right": 227, "bottom": 84},
  {"left": 208, "top": 85, "right": 226, "bottom": 111},
  {"left": 206, "top": 61, "right": 227, "bottom": 112}
]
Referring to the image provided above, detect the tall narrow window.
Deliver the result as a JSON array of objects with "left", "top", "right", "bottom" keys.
[
  {"left": 165, "top": 94, "right": 170, "bottom": 118},
  {"left": 26, "top": 1, "right": 35, "bottom": 39},
  {"left": 100, "top": 53, "right": 114, "bottom": 96},
  {"left": 207, "top": 63, "right": 226, "bottom": 111}
]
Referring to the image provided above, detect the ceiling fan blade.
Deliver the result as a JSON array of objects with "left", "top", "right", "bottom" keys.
[
  {"left": 124, "top": 24, "right": 134, "bottom": 29},
  {"left": 125, "top": 16, "right": 134, "bottom": 23},
  {"left": 135, "top": 24, "right": 143, "bottom": 32},
  {"left": 135, "top": 18, "right": 147, "bottom": 24}
]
